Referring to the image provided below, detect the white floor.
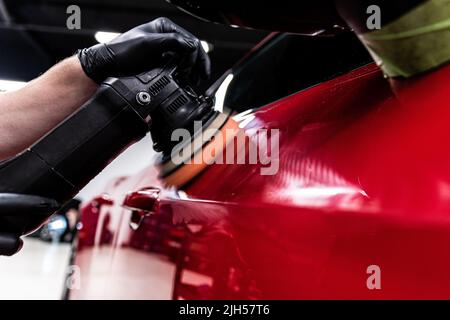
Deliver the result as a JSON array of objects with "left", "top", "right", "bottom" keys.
[
  {"left": 0, "top": 238, "right": 72, "bottom": 300},
  {"left": 0, "top": 238, "right": 176, "bottom": 300},
  {"left": 71, "top": 247, "right": 175, "bottom": 300}
]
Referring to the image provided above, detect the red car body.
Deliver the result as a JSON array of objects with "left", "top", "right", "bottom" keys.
[{"left": 69, "top": 31, "right": 450, "bottom": 299}]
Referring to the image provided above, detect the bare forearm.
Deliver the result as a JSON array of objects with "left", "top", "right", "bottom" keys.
[{"left": 0, "top": 56, "right": 97, "bottom": 160}]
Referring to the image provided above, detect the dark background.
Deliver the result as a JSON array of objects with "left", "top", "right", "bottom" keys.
[{"left": 0, "top": 0, "right": 267, "bottom": 84}]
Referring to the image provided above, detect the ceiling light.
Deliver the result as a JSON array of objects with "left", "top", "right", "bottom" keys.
[
  {"left": 95, "top": 31, "right": 213, "bottom": 54},
  {"left": 95, "top": 31, "right": 120, "bottom": 43},
  {"left": 0, "top": 79, "right": 27, "bottom": 92}
]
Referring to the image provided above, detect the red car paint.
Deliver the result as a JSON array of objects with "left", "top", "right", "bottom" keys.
[{"left": 71, "top": 34, "right": 450, "bottom": 299}]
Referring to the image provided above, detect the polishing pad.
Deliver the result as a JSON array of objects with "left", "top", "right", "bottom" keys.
[{"left": 157, "top": 112, "right": 241, "bottom": 188}]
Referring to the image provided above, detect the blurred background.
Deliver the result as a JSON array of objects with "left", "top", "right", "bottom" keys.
[{"left": 0, "top": 0, "right": 266, "bottom": 299}]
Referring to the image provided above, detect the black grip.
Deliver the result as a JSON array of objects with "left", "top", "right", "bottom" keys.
[{"left": 0, "top": 79, "right": 150, "bottom": 235}]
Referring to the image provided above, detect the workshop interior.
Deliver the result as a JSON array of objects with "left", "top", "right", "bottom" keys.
[{"left": 0, "top": 0, "right": 449, "bottom": 302}]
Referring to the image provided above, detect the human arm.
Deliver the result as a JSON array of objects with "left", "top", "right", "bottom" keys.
[{"left": 0, "top": 17, "right": 209, "bottom": 161}]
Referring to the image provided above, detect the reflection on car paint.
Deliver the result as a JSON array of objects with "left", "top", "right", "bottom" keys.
[{"left": 71, "top": 34, "right": 450, "bottom": 298}]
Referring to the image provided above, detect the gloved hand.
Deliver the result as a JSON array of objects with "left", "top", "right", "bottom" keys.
[{"left": 77, "top": 17, "right": 210, "bottom": 84}]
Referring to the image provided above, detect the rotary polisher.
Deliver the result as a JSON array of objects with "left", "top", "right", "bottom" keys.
[{"left": 0, "top": 60, "right": 237, "bottom": 255}]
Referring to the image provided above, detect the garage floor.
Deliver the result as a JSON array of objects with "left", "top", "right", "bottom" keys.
[
  {"left": 0, "top": 238, "right": 71, "bottom": 299},
  {"left": 70, "top": 247, "right": 176, "bottom": 300},
  {"left": 0, "top": 238, "right": 176, "bottom": 299}
]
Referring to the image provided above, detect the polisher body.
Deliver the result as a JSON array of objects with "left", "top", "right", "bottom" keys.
[{"left": 0, "top": 62, "right": 213, "bottom": 255}]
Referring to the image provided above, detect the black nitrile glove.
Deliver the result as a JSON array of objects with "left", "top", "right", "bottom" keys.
[{"left": 77, "top": 17, "right": 210, "bottom": 84}]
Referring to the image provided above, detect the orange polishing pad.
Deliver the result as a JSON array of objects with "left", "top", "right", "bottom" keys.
[{"left": 158, "top": 112, "right": 241, "bottom": 188}]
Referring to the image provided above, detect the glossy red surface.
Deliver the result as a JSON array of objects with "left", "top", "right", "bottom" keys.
[
  {"left": 123, "top": 188, "right": 160, "bottom": 213},
  {"left": 73, "top": 58, "right": 450, "bottom": 299}
]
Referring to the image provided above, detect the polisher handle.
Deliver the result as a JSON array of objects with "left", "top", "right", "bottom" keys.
[{"left": 0, "top": 77, "right": 151, "bottom": 238}]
